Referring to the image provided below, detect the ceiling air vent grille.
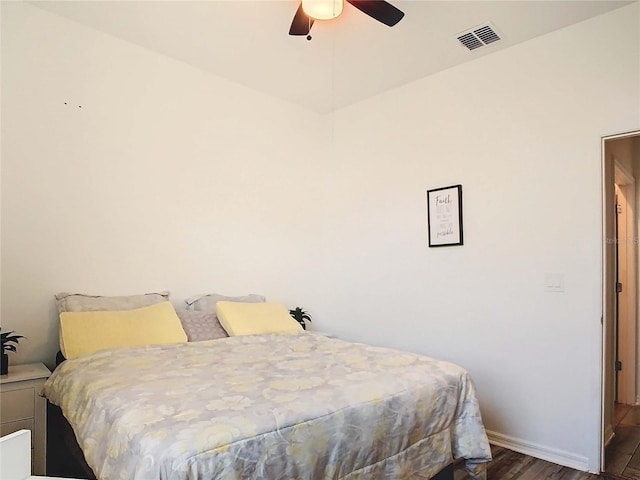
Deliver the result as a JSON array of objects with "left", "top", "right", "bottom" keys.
[
  {"left": 457, "top": 32, "right": 483, "bottom": 51},
  {"left": 457, "top": 23, "right": 501, "bottom": 51}
]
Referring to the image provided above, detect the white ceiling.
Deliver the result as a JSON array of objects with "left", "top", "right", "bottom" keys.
[{"left": 30, "top": 0, "right": 634, "bottom": 113}]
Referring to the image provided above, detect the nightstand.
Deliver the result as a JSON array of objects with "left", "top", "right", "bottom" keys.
[{"left": 0, "top": 362, "right": 51, "bottom": 475}]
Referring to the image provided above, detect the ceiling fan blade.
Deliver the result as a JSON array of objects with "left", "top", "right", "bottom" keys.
[
  {"left": 289, "top": 3, "right": 314, "bottom": 35},
  {"left": 346, "top": 0, "right": 404, "bottom": 27}
]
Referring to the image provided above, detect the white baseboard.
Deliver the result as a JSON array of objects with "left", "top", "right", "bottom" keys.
[{"left": 486, "top": 430, "right": 591, "bottom": 472}]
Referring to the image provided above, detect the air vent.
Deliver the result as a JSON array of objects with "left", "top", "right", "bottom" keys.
[{"left": 457, "top": 23, "right": 501, "bottom": 51}]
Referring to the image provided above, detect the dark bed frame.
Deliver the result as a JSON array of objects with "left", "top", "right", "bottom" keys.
[
  {"left": 47, "top": 353, "right": 454, "bottom": 480},
  {"left": 47, "top": 402, "right": 97, "bottom": 480}
]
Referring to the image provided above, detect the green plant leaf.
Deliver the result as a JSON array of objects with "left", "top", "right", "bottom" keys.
[
  {"left": 289, "top": 307, "right": 312, "bottom": 324},
  {"left": 1, "top": 328, "right": 24, "bottom": 354}
]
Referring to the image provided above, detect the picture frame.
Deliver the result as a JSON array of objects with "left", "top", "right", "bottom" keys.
[{"left": 427, "top": 184, "right": 463, "bottom": 247}]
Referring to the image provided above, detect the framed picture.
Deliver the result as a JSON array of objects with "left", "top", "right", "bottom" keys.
[{"left": 427, "top": 184, "right": 463, "bottom": 247}]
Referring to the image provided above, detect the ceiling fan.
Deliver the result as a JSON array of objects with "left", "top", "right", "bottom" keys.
[{"left": 289, "top": 0, "right": 404, "bottom": 38}]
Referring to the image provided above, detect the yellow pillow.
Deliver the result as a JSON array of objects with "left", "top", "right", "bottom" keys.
[
  {"left": 59, "top": 301, "right": 187, "bottom": 359},
  {"left": 216, "top": 301, "right": 303, "bottom": 336}
]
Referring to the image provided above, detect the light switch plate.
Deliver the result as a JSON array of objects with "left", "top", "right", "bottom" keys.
[{"left": 545, "top": 273, "right": 564, "bottom": 293}]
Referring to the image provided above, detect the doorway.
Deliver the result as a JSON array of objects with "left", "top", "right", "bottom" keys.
[
  {"left": 602, "top": 130, "right": 640, "bottom": 473},
  {"left": 614, "top": 169, "right": 636, "bottom": 405}
]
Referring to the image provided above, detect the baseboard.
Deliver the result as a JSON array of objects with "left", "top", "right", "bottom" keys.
[{"left": 486, "top": 430, "right": 591, "bottom": 472}]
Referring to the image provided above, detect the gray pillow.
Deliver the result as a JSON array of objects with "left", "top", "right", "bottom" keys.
[
  {"left": 176, "top": 310, "right": 229, "bottom": 342},
  {"left": 55, "top": 291, "right": 170, "bottom": 313},
  {"left": 184, "top": 293, "right": 265, "bottom": 312}
]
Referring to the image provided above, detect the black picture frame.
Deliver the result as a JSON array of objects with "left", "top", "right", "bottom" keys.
[{"left": 427, "top": 184, "right": 463, "bottom": 247}]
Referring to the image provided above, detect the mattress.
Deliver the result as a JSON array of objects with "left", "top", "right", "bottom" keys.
[{"left": 43, "top": 333, "right": 491, "bottom": 480}]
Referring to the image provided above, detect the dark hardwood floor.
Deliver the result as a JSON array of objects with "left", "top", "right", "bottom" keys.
[
  {"left": 604, "top": 404, "right": 640, "bottom": 479},
  {"left": 453, "top": 445, "right": 603, "bottom": 480},
  {"left": 454, "top": 405, "right": 640, "bottom": 479}
]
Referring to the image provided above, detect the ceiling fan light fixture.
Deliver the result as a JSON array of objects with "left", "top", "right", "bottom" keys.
[{"left": 302, "top": 0, "right": 343, "bottom": 20}]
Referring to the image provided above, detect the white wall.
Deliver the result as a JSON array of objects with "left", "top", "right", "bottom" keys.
[
  {"left": 314, "top": 3, "right": 639, "bottom": 473},
  {"left": 1, "top": 0, "right": 639, "bottom": 474},
  {"left": 1, "top": 2, "right": 328, "bottom": 366}
]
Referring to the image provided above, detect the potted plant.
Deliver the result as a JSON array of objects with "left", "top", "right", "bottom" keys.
[
  {"left": 289, "top": 307, "right": 312, "bottom": 330},
  {"left": 1, "top": 328, "right": 24, "bottom": 375}
]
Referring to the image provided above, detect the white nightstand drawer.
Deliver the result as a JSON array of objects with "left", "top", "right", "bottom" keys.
[
  {"left": 1, "top": 418, "right": 34, "bottom": 437},
  {"left": 0, "top": 363, "right": 50, "bottom": 475},
  {"left": 1, "top": 388, "right": 35, "bottom": 422}
]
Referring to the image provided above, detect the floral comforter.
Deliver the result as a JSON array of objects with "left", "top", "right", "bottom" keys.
[{"left": 43, "top": 334, "right": 491, "bottom": 480}]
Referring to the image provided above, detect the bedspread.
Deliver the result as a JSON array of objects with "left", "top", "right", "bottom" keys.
[{"left": 43, "top": 334, "right": 491, "bottom": 480}]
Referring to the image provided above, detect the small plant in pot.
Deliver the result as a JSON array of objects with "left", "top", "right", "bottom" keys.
[
  {"left": 1, "top": 328, "right": 24, "bottom": 375},
  {"left": 289, "top": 307, "right": 312, "bottom": 330}
]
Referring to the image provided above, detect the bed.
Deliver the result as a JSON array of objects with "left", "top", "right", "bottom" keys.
[{"left": 43, "top": 294, "right": 491, "bottom": 480}]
